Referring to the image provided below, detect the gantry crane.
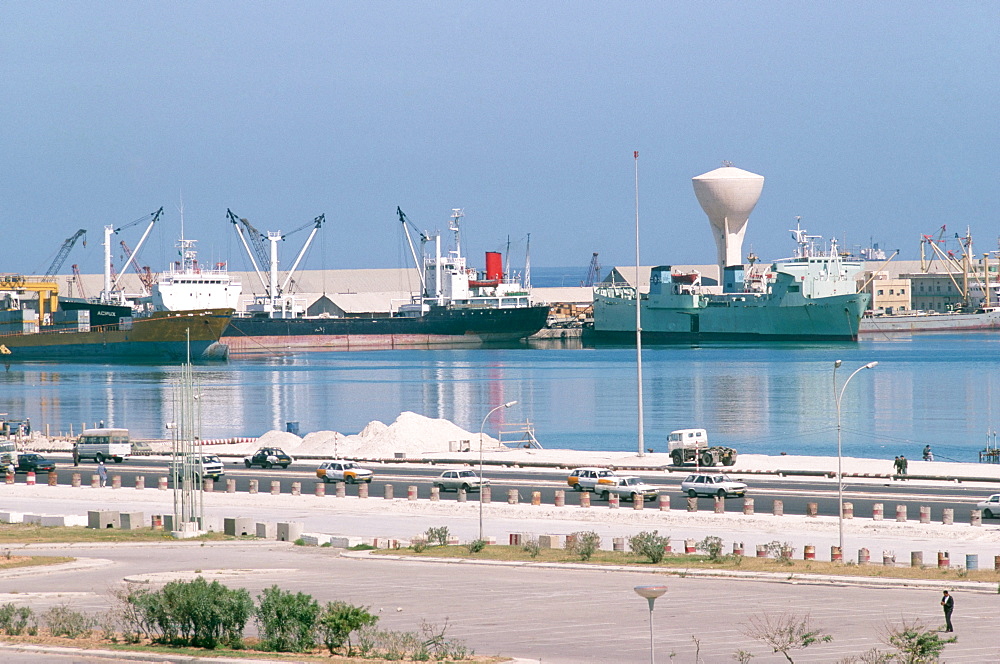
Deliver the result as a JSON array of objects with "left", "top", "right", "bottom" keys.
[{"left": 44, "top": 229, "right": 87, "bottom": 277}]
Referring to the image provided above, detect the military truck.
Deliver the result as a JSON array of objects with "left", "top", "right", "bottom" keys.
[{"left": 667, "top": 428, "right": 737, "bottom": 467}]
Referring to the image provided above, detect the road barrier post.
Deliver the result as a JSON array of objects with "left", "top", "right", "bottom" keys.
[
  {"left": 407, "top": 485, "right": 418, "bottom": 501},
  {"left": 25, "top": 472, "right": 35, "bottom": 486},
  {"left": 580, "top": 491, "right": 591, "bottom": 508},
  {"left": 608, "top": 493, "right": 620, "bottom": 509},
  {"left": 756, "top": 544, "right": 767, "bottom": 558},
  {"left": 804, "top": 545, "right": 816, "bottom": 560},
  {"left": 270, "top": 480, "right": 280, "bottom": 495},
  {"left": 883, "top": 551, "right": 895, "bottom": 566},
  {"left": 481, "top": 486, "right": 491, "bottom": 504},
  {"left": 970, "top": 510, "right": 982, "bottom": 526},
  {"left": 858, "top": 548, "right": 870, "bottom": 565},
  {"left": 314, "top": 482, "right": 325, "bottom": 497},
  {"left": 658, "top": 494, "right": 670, "bottom": 511},
  {"left": 384, "top": 484, "right": 393, "bottom": 500},
  {"left": 358, "top": 482, "right": 369, "bottom": 499},
  {"left": 91, "top": 475, "right": 99, "bottom": 488},
  {"left": 47, "top": 471, "right": 57, "bottom": 486},
  {"left": 772, "top": 500, "right": 783, "bottom": 516},
  {"left": 227, "top": 479, "right": 236, "bottom": 493},
  {"left": 430, "top": 486, "right": 440, "bottom": 502},
  {"left": 612, "top": 537, "right": 625, "bottom": 552},
  {"left": 554, "top": 489, "right": 565, "bottom": 507},
  {"left": 732, "top": 542, "right": 744, "bottom": 556},
  {"left": 713, "top": 496, "right": 724, "bottom": 513},
  {"left": 831, "top": 545, "right": 842, "bottom": 562},
  {"left": 507, "top": 489, "right": 517, "bottom": 504},
  {"left": 806, "top": 502, "right": 817, "bottom": 517},
  {"left": 919, "top": 506, "right": 930, "bottom": 524},
  {"left": 509, "top": 533, "right": 522, "bottom": 545},
  {"left": 111, "top": 475, "right": 121, "bottom": 489},
  {"left": 937, "top": 551, "right": 949, "bottom": 568},
  {"left": 910, "top": 551, "right": 923, "bottom": 567},
  {"left": 686, "top": 496, "right": 697, "bottom": 512},
  {"left": 842, "top": 502, "right": 853, "bottom": 519},
  {"left": 531, "top": 491, "right": 541, "bottom": 506},
  {"left": 135, "top": 476, "right": 144, "bottom": 490},
  {"left": 291, "top": 481, "right": 301, "bottom": 496},
  {"left": 942, "top": 508, "right": 954, "bottom": 525},
  {"left": 872, "top": 503, "right": 883, "bottom": 520},
  {"left": 895, "top": 505, "right": 907, "bottom": 522},
  {"left": 248, "top": 479, "right": 258, "bottom": 494},
  {"left": 72, "top": 473, "right": 81, "bottom": 488},
  {"left": 457, "top": 488, "right": 467, "bottom": 503},
  {"left": 743, "top": 497, "right": 753, "bottom": 515},
  {"left": 336, "top": 482, "right": 346, "bottom": 498},
  {"left": 994, "top": 555, "right": 1000, "bottom": 570},
  {"left": 684, "top": 539, "right": 696, "bottom": 553},
  {"left": 966, "top": 553, "right": 978, "bottom": 570},
  {"left": 203, "top": 478, "right": 213, "bottom": 493}
]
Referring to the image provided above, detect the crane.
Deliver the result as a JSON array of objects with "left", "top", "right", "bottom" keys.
[
  {"left": 103, "top": 207, "right": 162, "bottom": 301},
  {"left": 583, "top": 252, "right": 601, "bottom": 287},
  {"left": 71, "top": 265, "right": 87, "bottom": 299},
  {"left": 397, "top": 207, "right": 428, "bottom": 294},
  {"left": 120, "top": 241, "right": 156, "bottom": 293},
  {"left": 44, "top": 229, "right": 87, "bottom": 277}
]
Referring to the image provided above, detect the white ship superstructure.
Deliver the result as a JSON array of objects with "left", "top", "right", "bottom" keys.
[{"left": 152, "top": 237, "right": 242, "bottom": 311}]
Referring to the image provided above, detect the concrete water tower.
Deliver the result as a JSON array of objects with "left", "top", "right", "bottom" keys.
[{"left": 692, "top": 165, "right": 765, "bottom": 293}]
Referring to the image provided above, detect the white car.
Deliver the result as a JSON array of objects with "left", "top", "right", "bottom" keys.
[
  {"left": 433, "top": 469, "right": 489, "bottom": 492},
  {"left": 316, "top": 460, "right": 374, "bottom": 484},
  {"left": 594, "top": 476, "right": 660, "bottom": 502},
  {"left": 976, "top": 493, "right": 1000, "bottom": 518},
  {"left": 566, "top": 467, "right": 618, "bottom": 492},
  {"left": 680, "top": 473, "right": 747, "bottom": 498}
]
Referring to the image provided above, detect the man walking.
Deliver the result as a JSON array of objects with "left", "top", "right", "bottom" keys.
[
  {"left": 97, "top": 460, "right": 107, "bottom": 487},
  {"left": 940, "top": 590, "right": 954, "bottom": 632},
  {"left": 899, "top": 455, "right": 908, "bottom": 476}
]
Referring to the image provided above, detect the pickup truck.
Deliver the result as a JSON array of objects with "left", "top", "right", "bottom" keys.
[{"left": 593, "top": 476, "right": 660, "bottom": 502}]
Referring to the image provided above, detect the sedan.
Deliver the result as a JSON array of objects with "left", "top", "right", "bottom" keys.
[
  {"left": 976, "top": 493, "right": 1000, "bottom": 519},
  {"left": 433, "top": 469, "right": 489, "bottom": 492},
  {"left": 15, "top": 453, "right": 56, "bottom": 473},
  {"left": 680, "top": 473, "right": 747, "bottom": 498}
]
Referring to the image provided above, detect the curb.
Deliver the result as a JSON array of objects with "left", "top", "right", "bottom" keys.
[
  {"left": 342, "top": 550, "right": 1000, "bottom": 594},
  {"left": 0, "top": 642, "right": 288, "bottom": 663}
]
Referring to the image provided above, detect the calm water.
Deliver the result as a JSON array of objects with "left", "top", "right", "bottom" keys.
[{"left": 3, "top": 333, "right": 1000, "bottom": 463}]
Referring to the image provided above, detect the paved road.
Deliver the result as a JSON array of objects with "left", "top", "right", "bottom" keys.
[{"left": 2, "top": 542, "right": 996, "bottom": 663}]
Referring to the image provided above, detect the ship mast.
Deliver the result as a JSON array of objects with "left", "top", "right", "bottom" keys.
[{"left": 634, "top": 150, "right": 645, "bottom": 458}]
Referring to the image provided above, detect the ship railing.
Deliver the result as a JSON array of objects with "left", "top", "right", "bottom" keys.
[
  {"left": 0, "top": 321, "right": 122, "bottom": 338},
  {"left": 593, "top": 284, "right": 637, "bottom": 299}
]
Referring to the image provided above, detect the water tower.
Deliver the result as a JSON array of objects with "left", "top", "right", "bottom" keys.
[{"left": 692, "top": 165, "right": 765, "bottom": 293}]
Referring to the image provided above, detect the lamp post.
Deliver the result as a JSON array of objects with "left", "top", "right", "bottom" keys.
[
  {"left": 634, "top": 585, "right": 667, "bottom": 664},
  {"left": 833, "top": 360, "right": 878, "bottom": 556},
  {"left": 479, "top": 400, "right": 517, "bottom": 541}
]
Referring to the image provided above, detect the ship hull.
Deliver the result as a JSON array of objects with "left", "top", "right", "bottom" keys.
[
  {"left": 589, "top": 293, "right": 868, "bottom": 343},
  {"left": 0, "top": 309, "right": 233, "bottom": 362},
  {"left": 223, "top": 305, "right": 550, "bottom": 353},
  {"left": 860, "top": 309, "right": 1000, "bottom": 334}
]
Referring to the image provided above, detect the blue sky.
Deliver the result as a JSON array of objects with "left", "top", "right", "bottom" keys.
[{"left": 2, "top": 2, "right": 997, "bottom": 278}]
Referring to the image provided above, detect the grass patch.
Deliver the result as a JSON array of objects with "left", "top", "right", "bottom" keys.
[
  {"left": 374, "top": 545, "right": 1000, "bottom": 583},
  {"left": 0, "top": 555, "right": 75, "bottom": 570},
  {"left": 0, "top": 523, "right": 234, "bottom": 544}
]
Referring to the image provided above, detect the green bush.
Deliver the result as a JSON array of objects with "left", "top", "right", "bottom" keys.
[
  {"left": 466, "top": 539, "right": 487, "bottom": 554},
  {"left": 697, "top": 536, "right": 724, "bottom": 562},
  {"left": 126, "top": 577, "right": 252, "bottom": 649},
  {"left": 425, "top": 526, "right": 450, "bottom": 546},
  {"left": 316, "top": 601, "right": 379, "bottom": 656},
  {"left": 0, "top": 604, "right": 36, "bottom": 636},
  {"left": 254, "top": 585, "right": 320, "bottom": 652},
  {"left": 411, "top": 538, "right": 428, "bottom": 553},
  {"left": 566, "top": 531, "right": 601, "bottom": 561},
  {"left": 629, "top": 530, "right": 670, "bottom": 564},
  {"left": 522, "top": 538, "right": 541, "bottom": 558},
  {"left": 43, "top": 604, "right": 95, "bottom": 638}
]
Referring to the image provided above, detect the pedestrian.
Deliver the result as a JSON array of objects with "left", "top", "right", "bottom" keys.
[
  {"left": 923, "top": 445, "right": 933, "bottom": 461},
  {"left": 72, "top": 443, "right": 79, "bottom": 467},
  {"left": 893, "top": 456, "right": 901, "bottom": 475},
  {"left": 97, "top": 460, "right": 107, "bottom": 487},
  {"left": 940, "top": 590, "right": 954, "bottom": 632},
  {"left": 900, "top": 455, "right": 908, "bottom": 475}
]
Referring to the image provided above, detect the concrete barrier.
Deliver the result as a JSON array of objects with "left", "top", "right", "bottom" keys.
[
  {"left": 509, "top": 533, "right": 522, "bottom": 546},
  {"left": 937, "top": 551, "right": 949, "bottom": 568},
  {"left": 756, "top": 544, "right": 767, "bottom": 558},
  {"left": 249, "top": 479, "right": 258, "bottom": 494},
  {"left": 804, "top": 545, "right": 816, "bottom": 560},
  {"left": 873, "top": 503, "right": 883, "bottom": 520},
  {"left": 842, "top": 502, "right": 853, "bottom": 519},
  {"left": 119, "top": 512, "right": 144, "bottom": 530},
  {"left": 910, "top": 551, "right": 923, "bottom": 567},
  {"left": 612, "top": 537, "right": 625, "bottom": 552},
  {"left": 430, "top": 487, "right": 440, "bottom": 501},
  {"left": 831, "top": 546, "right": 842, "bottom": 562},
  {"left": 858, "top": 548, "right": 870, "bottom": 565},
  {"left": 531, "top": 491, "right": 541, "bottom": 506},
  {"left": 538, "top": 534, "right": 562, "bottom": 549},
  {"left": 47, "top": 471, "right": 57, "bottom": 486},
  {"left": 358, "top": 482, "right": 369, "bottom": 499},
  {"left": 970, "top": 510, "right": 982, "bottom": 526},
  {"left": 276, "top": 522, "right": 304, "bottom": 542},
  {"left": 72, "top": 473, "right": 81, "bottom": 488},
  {"left": 457, "top": 489, "right": 467, "bottom": 503},
  {"left": 88, "top": 510, "right": 120, "bottom": 529},
  {"left": 896, "top": 505, "right": 907, "bottom": 522},
  {"left": 919, "top": 506, "right": 930, "bottom": 524},
  {"left": 995, "top": 555, "right": 1000, "bottom": 571},
  {"left": 481, "top": 486, "right": 491, "bottom": 504},
  {"left": 507, "top": 489, "right": 518, "bottom": 505},
  {"left": 684, "top": 539, "right": 696, "bottom": 554},
  {"left": 883, "top": 551, "right": 895, "bottom": 566},
  {"left": 659, "top": 494, "right": 670, "bottom": 511},
  {"left": 408, "top": 485, "right": 418, "bottom": 501},
  {"left": 270, "top": 481, "right": 280, "bottom": 495},
  {"left": 806, "top": 502, "right": 817, "bottom": 517},
  {"left": 151, "top": 515, "right": 163, "bottom": 530},
  {"left": 0, "top": 512, "right": 24, "bottom": 523},
  {"left": 256, "top": 522, "right": 276, "bottom": 539},
  {"left": 773, "top": 500, "right": 783, "bottom": 516},
  {"left": 686, "top": 497, "right": 697, "bottom": 512},
  {"left": 554, "top": 490, "right": 565, "bottom": 507},
  {"left": 227, "top": 479, "right": 237, "bottom": 494},
  {"left": 732, "top": 542, "right": 744, "bottom": 556},
  {"left": 713, "top": 496, "right": 724, "bottom": 513},
  {"left": 743, "top": 498, "right": 753, "bottom": 515},
  {"left": 942, "top": 508, "right": 954, "bottom": 525},
  {"left": 111, "top": 475, "right": 121, "bottom": 489},
  {"left": 224, "top": 517, "right": 255, "bottom": 536},
  {"left": 608, "top": 493, "right": 619, "bottom": 509},
  {"left": 291, "top": 482, "right": 301, "bottom": 496},
  {"left": 314, "top": 482, "right": 325, "bottom": 497},
  {"left": 336, "top": 482, "right": 345, "bottom": 498},
  {"left": 580, "top": 492, "right": 591, "bottom": 508}
]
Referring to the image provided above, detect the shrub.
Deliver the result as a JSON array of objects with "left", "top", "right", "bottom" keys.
[
  {"left": 316, "top": 601, "right": 379, "bottom": 656},
  {"left": 466, "top": 539, "right": 487, "bottom": 554},
  {"left": 254, "top": 585, "right": 320, "bottom": 652},
  {"left": 0, "top": 604, "right": 36, "bottom": 636},
  {"left": 411, "top": 538, "right": 428, "bottom": 553},
  {"left": 629, "top": 530, "right": 670, "bottom": 564},
  {"left": 521, "top": 538, "right": 541, "bottom": 558},
  {"left": 127, "top": 577, "right": 252, "bottom": 649},
  {"left": 566, "top": 531, "right": 601, "bottom": 561},
  {"left": 697, "top": 536, "right": 724, "bottom": 562},
  {"left": 43, "top": 604, "right": 95, "bottom": 638},
  {"left": 764, "top": 541, "right": 794, "bottom": 564},
  {"left": 425, "top": 526, "right": 450, "bottom": 547}
]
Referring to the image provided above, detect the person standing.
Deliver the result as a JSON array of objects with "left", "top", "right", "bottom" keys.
[
  {"left": 97, "top": 460, "right": 107, "bottom": 487},
  {"left": 72, "top": 443, "right": 79, "bottom": 467},
  {"left": 893, "top": 456, "right": 901, "bottom": 476},
  {"left": 940, "top": 590, "right": 954, "bottom": 632},
  {"left": 900, "top": 455, "right": 908, "bottom": 476},
  {"left": 923, "top": 445, "right": 933, "bottom": 461}
]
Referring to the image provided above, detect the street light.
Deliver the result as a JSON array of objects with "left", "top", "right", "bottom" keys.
[
  {"left": 833, "top": 359, "right": 878, "bottom": 556},
  {"left": 479, "top": 400, "right": 517, "bottom": 541},
  {"left": 634, "top": 585, "right": 667, "bottom": 664}
]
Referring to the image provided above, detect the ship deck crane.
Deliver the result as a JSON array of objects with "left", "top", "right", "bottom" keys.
[
  {"left": 397, "top": 207, "right": 428, "bottom": 294},
  {"left": 71, "top": 264, "right": 87, "bottom": 299},
  {"left": 120, "top": 241, "right": 156, "bottom": 293},
  {"left": 44, "top": 229, "right": 87, "bottom": 277},
  {"left": 583, "top": 252, "right": 601, "bottom": 287},
  {"left": 103, "top": 207, "right": 162, "bottom": 303}
]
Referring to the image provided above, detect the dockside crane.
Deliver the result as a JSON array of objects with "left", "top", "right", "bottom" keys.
[
  {"left": 44, "top": 229, "right": 87, "bottom": 277},
  {"left": 583, "top": 252, "right": 601, "bottom": 287},
  {"left": 71, "top": 265, "right": 87, "bottom": 299}
]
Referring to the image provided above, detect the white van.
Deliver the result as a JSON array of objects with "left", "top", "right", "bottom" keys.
[{"left": 76, "top": 428, "right": 131, "bottom": 463}]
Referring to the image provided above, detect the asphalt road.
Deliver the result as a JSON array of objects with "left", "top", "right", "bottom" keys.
[{"left": 29, "top": 457, "right": 997, "bottom": 525}]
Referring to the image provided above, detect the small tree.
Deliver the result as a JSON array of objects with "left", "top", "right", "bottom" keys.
[
  {"left": 254, "top": 585, "right": 320, "bottom": 653},
  {"left": 316, "top": 601, "right": 378, "bottom": 656},
  {"left": 879, "top": 619, "right": 955, "bottom": 663},
  {"left": 425, "top": 526, "right": 450, "bottom": 547},
  {"left": 629, "top": 530, "right": 670, "bottom": 564},
  {"left": 697, "top": 536, "right": 724, "bottom": 562},
  {"left": 566, "top": 531, "right": 601, "bottom": 561},
  {"left": 743, "top": 612, "right": 831, "bottom": 664},
  {"left": 764, "top": 540, "right": 795, "bottom": 564}
]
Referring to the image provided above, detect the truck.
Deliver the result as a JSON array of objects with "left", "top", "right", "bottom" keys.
[{"left": 667, "top": 428, "right": 737, "bottom": 467}]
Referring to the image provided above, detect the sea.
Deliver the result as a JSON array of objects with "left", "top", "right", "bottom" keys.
[{"left": 3, "top": 328, "right": 1000, "bottom": 464}]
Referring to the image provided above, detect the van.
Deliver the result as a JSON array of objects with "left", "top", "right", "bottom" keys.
[{"left": 76, "top": 428, "right": 130, "bottom": 463}]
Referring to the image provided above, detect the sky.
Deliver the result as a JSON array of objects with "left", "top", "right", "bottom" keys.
[{"left": 2, "top": 2, "right": 998, "bottom": 279}]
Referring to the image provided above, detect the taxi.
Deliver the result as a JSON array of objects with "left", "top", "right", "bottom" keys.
[
  {"left": 567, "top": 467, "right": 618, "bottom": 492},
  {"left": 316, "top": 460, "right": 374, "bottom": 484}
]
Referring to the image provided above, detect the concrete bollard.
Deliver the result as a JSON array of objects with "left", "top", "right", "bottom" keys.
[
  {"left": 713, "top": 496, "right": 724, "bottom": 513},
  {"left": 966, "top": 553, "right": 978, "bottom": 570},
  {"left": 732, "top": 542, "right": 744, "bottom": 556},
  {"left": 806, "top": 502, "right": 817, "bottom": 517},
  {"left": 111, "top": 475, "right": 121, "bottom": 489},
  {"left": 842, "top": 502, "right": 853, "bottom": 519},
  {"left": 509, "top": 533, "right": 522, "bottom": 546},
  {"left": 756, "top": 544, "right": 768, "bottom": 558},
  {"left": 314, "top": 482, "right": 325, "bottom": 497},
  {"left": 995, "top": 555, "right": 1000, "bottom": 571},
  {"left": 531, "top": 491, "right": 541, "bottom": 506},
  {"left": 248, "top": 479, "right": 258, "bottom": 494},
  {"left": 970, "top": 510, "right": 982, "bottom": 526},
  {"left": 291, "top": 481, "right": 301, "bottom": 496},
  {"left": 942, "top": 508, "right": 954, "bottom": 525},
  {"left": 608, "top": 493, "right": 620, "bottom": 509},
  {"left": 507, "top": 489, "right": 518, "bottom": 504},
  {"left": 919, "top": 506, "right": 930, "bottom": 524},
  {"left": 358, "top": 482, "right": 369, "bottom": 499},
  {"left": 26, "top": 472, "right": 35, "bottom": 486},
  {"left": 203, "top": 478, "right": 214, "bottom": 493},
  {"left": 91, "top": 475, "right": 99, "bottom": 489},
  {"left": 773, "top": 500, "right": 783, "bottom": 516},
  {"left": 580, "top": 491, "right": 591, "bottom": 508},
  {"left": 895, "top": 505, "right": 907, "bottom": 522},
  {"left": 157, "top": 476, "right": 167, "bottom": 490},
  {"left": 71, "top": 473, "right": 81, "bottom": 488},
  {"left": 384, "top": 484, "right": 393, "bottom": 500},
  {"left": 227, "top": 479, "right": 236, "bottom": 493},
  {"left": 685, "top": 539, "right": 696, "bottom": 554},
  {"left": 858, "top": 548, "right": 870, "bottom": 565},
  {"left": 937, "top": 551, "right": 949, "bottom": 568},
  {"left": 872, "top": 503, "right": 884, "bottom": 520},
  {"left": 151, "top": 515, "right": 163, "bottom": 530},
  {"left": 743, "top": 497, "right": 754, "bottom": 515},
  {"left": 270, "top": 480, "right": 280, "bottom": 495},
  {"left": 910, "top": 551, "right": 923, "bottom": 568},
  {"left": 633, "top": 495, "right": 644, "bottom": 510},
  {"left": 481, "top": 486, "right": 491, "bottom": 504},
  {"left": 430, "top": 486, "right": 440, "bottom": 501},
  {"left": 804, "top": 545, "right": 816, "bottom": 560},
  {"left": 554, "top": 490, "right": 565, "bottom": 507},
  {"left": 659, "top": 494, "right": 670, "bottom": 511},
  {"left": 612, "top": 537, "right": 625, "bottom": 552},
  {"left": 883, "top": 551, "right": 895, "bottom": 566},
  {"left": 47, "top": 471, "right": 57, "bottom": 486},
  {"left": 686, "top": 496, "right": 697, "bottom": 512},
  {"left": 135, "top": 475, "right": 144, "bottom": 490},
  {"left": 831, "top": 545, "right": 843, "bottom": 562},
  {"left": 336, "top": 482, "right": 345, "bottom": 498},
  {"left": 457, "top": 488, "right": 467, "bottom": 503},
  {"left": 408, "top": 485, "right": 418, "bottom": 501}
]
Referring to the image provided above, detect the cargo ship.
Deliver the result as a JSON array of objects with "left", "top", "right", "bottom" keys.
[
  {"left": 588, "top": 165, "right": 869, "bottom": 343},
  {"left": 859, "top": 307, "right": 1000, "bottom": 334},
  {"left": 154, "top": 208, "right": 550, "bottom": 353}
]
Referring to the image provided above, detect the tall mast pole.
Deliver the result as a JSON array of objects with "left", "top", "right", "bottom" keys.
[{"left": 635, "top": 150, "right": 645, "bottom": 457}]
